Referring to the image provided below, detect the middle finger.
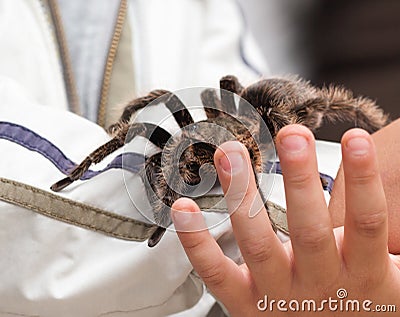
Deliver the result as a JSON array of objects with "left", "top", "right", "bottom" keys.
[{"left": 277, "top": 125, "right": 340, "bottom": 285}]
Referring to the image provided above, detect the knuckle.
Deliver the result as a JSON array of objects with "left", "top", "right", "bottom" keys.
[
  {"left": 197, "top": 262, "right": 227, "bottom": 288},
  {"left": 350, "top": 266, "right": 387, "bottom": 288},
  {"left": 226, "top": 186, "right": 256, "bottom": 214},
  {"left": 239, "top": 234, "right": 275, "bottom": 263},
  {"left": 181, "top": 235, "right": 204, "bottom": 252},
  {"left": 349, "top": 170, "right": 377, "bottom": 186},
  {"left": 285, "top": 172, "right": 314, "bottom": 190},
  {"left": 353, "top": 210, "right": 386, "bottom": 237},
  {"left": 291, "top": 224, "right": 332, "bottom": 252},
  {"left": 226, "top": 187, "right": 248, "bottom": 205}
]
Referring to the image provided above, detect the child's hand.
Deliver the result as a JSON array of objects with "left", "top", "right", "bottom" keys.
[{"left": 171, "top": 125, "right": 400, "bottom": 316}]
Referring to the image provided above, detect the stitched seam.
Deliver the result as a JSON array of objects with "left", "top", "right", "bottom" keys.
[
  {"left": 1, "top": 178, "right": 149, "bottom": 224},
  {"left": 0, "top": 178, "right": 154, "bottom": 241},
  {"left": 0, "top": 195, "right": 148, "bottom": 241},
  {"left": 0, "top": 122, "right": 146, "bottom": 182}
]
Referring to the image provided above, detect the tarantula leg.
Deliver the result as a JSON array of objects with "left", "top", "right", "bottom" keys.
[
  {"left": 50, "top": 134, "right": 127, "bottom": 192},
  {"left": 320, "top": 176, "right": 328, "bottom": 190},
  {"left": 125, "top": 122, "right": 172, "bottom": 149},
  {"left": 220, "top": 75, "right": 244, "bottom": 115},
  {"left": 148, "top": 226, "right": 167, "bottom": 247},
  {"left": 143, "top": 149, "right": 198, "bottom": 247},
  {"left": 220, "top": 75, "right": 244, "bottom": 94},
  {"left": 51, "top": 125, "right": 130, "bottom": 191},
  {"left": 293, "top": 86, "right": 389, "bottom": 133},
  {"left": 322, "top": 86, "right": 389, "bottom": 132},
  {"left": 108, "top": 89, "right": 170, "bottom": 134},
  {"left": 200, "top": 89, "right": 223, "bottom": 119},
  {"left": 51, "top": 120, "right": 174, "bottom": 192},
  {"left": 291, "top": 98, "right": 327, "bottom": 131},
  {"left": 200, "top": 75, "right": 246, "bottom": 121},
  {"left": 141, "top": 153, "right": 172, "bottom": 247},
  {"left": 160, "top": 93, "right": 195, "bottom": 128}
]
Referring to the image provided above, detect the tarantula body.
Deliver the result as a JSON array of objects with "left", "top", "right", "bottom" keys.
[
  {"left": 51, "top": 75, "right": 389, "bottom": 246},
  {"left": 143, "top": 113, "right": 266, "bottom": 243}
]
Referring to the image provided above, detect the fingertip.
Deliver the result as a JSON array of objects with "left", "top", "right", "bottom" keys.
[
  {"left": 214, "top": 140, "right": 245, "bottom": 158},
  {"left": 214, "top": 141, "right": 249, "bottom": 175},
  {"left": 171, "top": 198, "right": 205, "bottom": 232},
  {"left": 342, "top": 128, "right": 374, "bottom": 159},
  {"left": 276, "top": 124, "right": 314, "bottom": 144},
  {"left": 172, "top": 197, "right": 200, "bottom": 213},
  {"left": 276, "top": 125, "right": 315, "bottom": 162},
  {"left": 341, "top": 128, "right": 370, "bottom": 142},
  {"left": 213, "top": 141, "right": 254, "bottom": 201}
]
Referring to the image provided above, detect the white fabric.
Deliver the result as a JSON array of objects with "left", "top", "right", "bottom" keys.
[
  {"left": 127, "top": 0, "right": 266, "bottom": 95},
  {"left": 0, "top": 0, "right": 68, "bottom": 110},
  {"left": 0, "top": 0, "right": 268, "bottom": 122},
  {"left": 0, "top": 79, "right": 342, "bottom": 316}
]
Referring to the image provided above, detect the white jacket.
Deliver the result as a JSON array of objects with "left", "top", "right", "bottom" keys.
[
  {"left": 0, "top": 0, "right": 267, "bottom": 122},
  {"left": 0, "top": 1, "right": 341, "bottom": 316}
]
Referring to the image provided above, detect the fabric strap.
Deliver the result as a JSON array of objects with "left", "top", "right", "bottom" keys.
[
  {"left": 194, "top": 195, "right": 289, "bottom": 235},
  {"left": 0, "top": 176, "right": 289, "bottom": 241},
  {"left": 0, "top": 177, "right": 157, "bottom": 241}
]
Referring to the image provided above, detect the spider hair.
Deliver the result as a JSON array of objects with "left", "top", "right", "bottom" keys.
[{"left": 51, "top": 75, "right": 389, "bottom": 246}]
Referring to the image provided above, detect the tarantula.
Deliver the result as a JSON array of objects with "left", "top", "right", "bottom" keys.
[{"left": 51, "top": 75, "right": 388, "bottom": 246}]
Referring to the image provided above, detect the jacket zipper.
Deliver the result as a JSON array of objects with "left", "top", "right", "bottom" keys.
[
  {"left": 47, "top": 0, "right": 81, "bottom": 115},
  {"left": 97, "top": 0, "right": 128, "bottom": 128}
]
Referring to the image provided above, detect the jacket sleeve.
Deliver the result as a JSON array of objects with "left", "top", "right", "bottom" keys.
[{"left": 0, "top": 1, "right": 68, "bottom": 111}]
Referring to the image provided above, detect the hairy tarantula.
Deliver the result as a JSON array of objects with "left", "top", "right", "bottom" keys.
[{"left": 51, "top": 75, "right": 389, "bottom": 246}]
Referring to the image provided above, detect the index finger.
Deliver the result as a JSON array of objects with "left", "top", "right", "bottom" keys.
[
  {"left": 171, "top": 198, "right": 253, "bottom": 311},
  {"left": 276, "top": 125, "right": 340, "bottom": 284}
]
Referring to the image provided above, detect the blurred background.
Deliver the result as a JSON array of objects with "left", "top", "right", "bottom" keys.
[{"left": 238, "top": 0, "right": 400, "bottom": 141}]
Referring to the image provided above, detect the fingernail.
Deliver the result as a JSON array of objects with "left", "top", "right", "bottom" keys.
[
  {"left": 219, "top": 151, "right": 244, "bottom": 174},
  {"left": 346, "top": 137, "right": 370, "bottom": 156},
  {"left": 171, "top": 209, "right": 193, "bottom": 228},
  {"left": 280, "top": 134, "right": 308, "bottom": 153}
]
